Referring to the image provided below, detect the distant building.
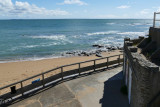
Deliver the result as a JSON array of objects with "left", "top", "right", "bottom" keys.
[{"left": 123, "top": 12, "right": 160, "bottom": 107}]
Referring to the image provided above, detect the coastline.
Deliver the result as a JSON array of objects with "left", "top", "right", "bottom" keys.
[{"left": 0, "top": 50, "right": 122, "bottom": 88}]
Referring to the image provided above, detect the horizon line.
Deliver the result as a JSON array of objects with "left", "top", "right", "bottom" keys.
[{"left": 0, "top": 18, "right": 152, "bottom": 20}]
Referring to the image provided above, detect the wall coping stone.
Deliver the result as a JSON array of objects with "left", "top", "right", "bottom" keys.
[
  {"left": 131, "top": 53, "right": 159, "bottom": 72},
  {"left": 129, "top": 46, "right": 138, "bottom": 52},
  {"left": 124, "top": 37, "right": 130, "bottom": 41},
  {"left": 125, "top": 41, "right": 133, "bottom": 46}
]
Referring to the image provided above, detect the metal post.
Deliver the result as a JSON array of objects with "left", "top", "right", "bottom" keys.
[
  {"left": 107, "top": 57, "right": 109, "bottom": 68},
  {"left": 94, "top": 60, "right": 96, "bottom": 72},
  {"left": 20, "top": 82, "right": 24, "bottom": 96},
  {"left": 78, "top": 63, "right": 81, "bottom": 75},
  {"left": 61, "top": 67, "right": 63, "bottom": 80},
  {"left": 42, "top": 73, "right": 45, "bottom": 87},
  {"left": 118, "top": 55, "right": 120, "bottom": 65},
  {"left": 153, "top": 12, "right": 156, "bottom": 28}
]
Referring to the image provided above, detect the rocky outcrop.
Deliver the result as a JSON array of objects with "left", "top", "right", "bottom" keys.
[{"left": 61, "top": 44, "right": 123, "bottom": 57}]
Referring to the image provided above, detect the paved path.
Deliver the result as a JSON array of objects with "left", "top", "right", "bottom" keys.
[{"left": 7, "top": 67, "right": 129, "bottom": 107}]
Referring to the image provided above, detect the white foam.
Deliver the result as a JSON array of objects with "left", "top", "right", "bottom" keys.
[
  {"left": 24, "top": 45, "right": 39, "bottom": 48},
  {"left": 11, "top": 43, "right": 62, "bottom": 51},
  {"left": 145, "top": 23, "right": 152, "bottom": 26},
  {"left": 29, "top": 34, "right": 73, "bottom": 43},
  {"left": 0, "top": 55, "right": 63, "bottom": 63},
  {"left": 86, "top": 31, "right": 118, "bottom": 36},
  {"left": 117, "top": 32, "right": 145, "bottom": 36},
  {"left": 132, "top": 23, "right": 142, "bottom": 25},
  {"left": 126, "top": 23, "right": 152, "bottom": 26},
  {"left": 30, "top": 35, "right": 66, "bottom": 40},
  {"left": 106, "top": 23, "right": 115, "bottom": 25},
  {"left": 94, "top": 31, "right": 146, "bottom": 45}
]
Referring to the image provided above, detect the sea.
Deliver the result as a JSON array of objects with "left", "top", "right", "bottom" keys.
[{"left": 0, "top": 19, "right": 152, "bottom": 63}]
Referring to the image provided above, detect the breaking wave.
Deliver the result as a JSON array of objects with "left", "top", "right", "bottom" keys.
[
  {"left": 117, "top": 32, "right": 145, "bottom": 36},
  {"left": 29, "top": 34, "right": 73, "bottom": 43},
  {"left": 30, "top": 35, "right": 66, "bottom": 40},
  {"left": 106, "top": 23, "right": 116, "bottom": 25},
  {"left": 86, "top": 31, "right": 118, "bottom": 36},
  {"left": 94, "top": 31, "right": 146, "bottom": 45}
]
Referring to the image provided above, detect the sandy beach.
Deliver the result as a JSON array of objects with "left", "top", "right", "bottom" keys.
[{"left": 0, "top": 50, "right": 122, "bottom": 92}]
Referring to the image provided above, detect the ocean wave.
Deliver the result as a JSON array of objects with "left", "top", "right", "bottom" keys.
[
  {"left": 94, "top": 37, "right": 123, "bottom": 46},
  {"left": 94, "top": 31, "right": 146, "bottom": 45},
  {"left": 86, "top": 31, "right": 118, "bottom": 36},
  {"left": 0, "top": 55, "right": 62, "bottom": 63},
  {"left": 123, "top": 23, "right": 152, "bottom": 26},
  {"left": 106, "top": 23, "right": 115, "bottom": 25},
  {"left": 24, "top": 45, "right": 39, "bottom": 48},
  {"left": 30, "top": 35, "right": 66, "bottom": 40},
  {"left": 117, "top": 32, "right": 145, "bottom": 36},
  {"left": 132, "top": 23, "right": 143, "bottom": 25},
  {"left": 11, "top": 42, "right": 65, "bottom": 51},
  {"left": 145, "top": 23, "right": 152, "bottom": 26},
  {"left": 29, "top": 34, "right": 73, "bottom": 43}
]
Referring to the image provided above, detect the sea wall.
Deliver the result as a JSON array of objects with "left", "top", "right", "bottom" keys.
[
  {"left": 149, "top": 27, "right": 160, "bottom": 48},
  {"left": 123, "top": 38, "right": 160, "bottom": 107}
]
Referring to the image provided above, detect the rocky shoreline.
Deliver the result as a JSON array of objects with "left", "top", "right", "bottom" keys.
[{"left": 61, "top": 44, "right": 123, "bottom": 57}]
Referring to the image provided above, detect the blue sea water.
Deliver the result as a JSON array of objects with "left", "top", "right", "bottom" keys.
[{"left": 0, "top": 19, "right": 152, "bottom": 62}]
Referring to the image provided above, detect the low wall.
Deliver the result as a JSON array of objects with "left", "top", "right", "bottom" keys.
[{"left": 149, "top": 27, "right": 160, "bottom": 48}]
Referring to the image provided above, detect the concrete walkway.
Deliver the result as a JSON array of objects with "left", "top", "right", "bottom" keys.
[{"left": 7, "top": 67, "right": 129, "bottom": 107}]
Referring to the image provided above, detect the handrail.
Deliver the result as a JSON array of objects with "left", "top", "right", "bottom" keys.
[
  {"left": 153, "top": 12, "right": 160, "bottom": 28},
  {"left": 0, "top": 54, "right": 123, "bottom": 104},
  {"left": 0, "top": 54, "right": 122, "bottom": 90}
]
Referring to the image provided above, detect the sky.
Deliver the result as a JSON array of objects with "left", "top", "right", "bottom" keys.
[{"left": 0, "top": 0, "right": 160, "bottom": 19}]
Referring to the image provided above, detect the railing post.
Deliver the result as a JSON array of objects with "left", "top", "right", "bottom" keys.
[
  {"left": 107, "top": 57, "right": 109, "bottom": 68},
  {"left": 20, "top": 82, "right": 24, "bottom": 96},
  {"left": 42, "top": 73, "right": 45, "bottom": 87},
  {"left": 118, "top": 55, "right": 120, "bottom": 65},
  {"left": 61, "top": 67, "right": 63, "bottom": 80},
  {"left": 94, "top": 60, "right": 96, "bottom": 72},
  {"left": 78, "top": 63, "right": 81, "bottom": 75},
  {"left": 153, "top": 12, "right": 156, "bottom": 28}
]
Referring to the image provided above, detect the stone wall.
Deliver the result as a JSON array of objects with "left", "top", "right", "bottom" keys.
[
  {"left": 149, "top": 27, "right": 160, "bottom": 48},
  {"left": 123, "top": 37, "right": 160, "bottom": 107}
]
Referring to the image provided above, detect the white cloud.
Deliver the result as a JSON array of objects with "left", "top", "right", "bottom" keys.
[
  {"left": 96, "top": 14, "right": 118, "bottom": 19},
  {"left": 59, "top": 0, "right": 87, "bottom": 5},
  {"left": 157, "top": 7, "right": 160, "bottom": 12},
  {"left": 117, "top": 5, "right": 130, "bottom": 9},
  {"left": 0, "top": 0, "right": 69, "bottom": 18},
  {"left": 133, "top": 9, "right": 153, "bottom": 19},
  {"left": 140, "top": 9, "right": 150, "bottom": 15}
]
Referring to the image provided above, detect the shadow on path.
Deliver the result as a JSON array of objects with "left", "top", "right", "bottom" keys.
[{"left": 99, "top": 72, "right": 129, "bottom": 107}]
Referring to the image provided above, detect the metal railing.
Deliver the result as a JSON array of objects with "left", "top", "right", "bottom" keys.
[
  {"left": 153, "top": 12, "right": 160, "bottom": 28},
  {"left": 0, "top": 54, "right": 123, "bottom": 105}
]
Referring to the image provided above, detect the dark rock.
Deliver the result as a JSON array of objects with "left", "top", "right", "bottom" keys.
[
  {"left": 92, "top": 44, "right": 99, "bottom": 47},
  {"left": 92, "top": 44, "right": 104, "bottom": 48},
  {"left": 118, "top": 47, "right": 123, "bottom": 50},
  {"left": 66, "top": 52, "right": 73, "bottom": 54},
  {"left": 96, "top": 53, "right": 102, "bottom": 57}
]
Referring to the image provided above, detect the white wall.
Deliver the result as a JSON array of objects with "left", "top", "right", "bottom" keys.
[{"left": 128, "top": 67, "right": 132, "bottom": 104}]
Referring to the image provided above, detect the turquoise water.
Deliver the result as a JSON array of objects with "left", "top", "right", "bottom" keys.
[{"left": 0, "top": 19, "right": 152, "bottom": 62}]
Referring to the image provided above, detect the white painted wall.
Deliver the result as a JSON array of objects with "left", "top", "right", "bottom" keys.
[
  {"left": 125, "top": 59, "right": 129, "bottom": 86},
  {"left": 123, "top": 55, "right": 126, "bottom": 75},
  {"left": 128, "top": 67, "right": 132, "bottom": 104}
]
